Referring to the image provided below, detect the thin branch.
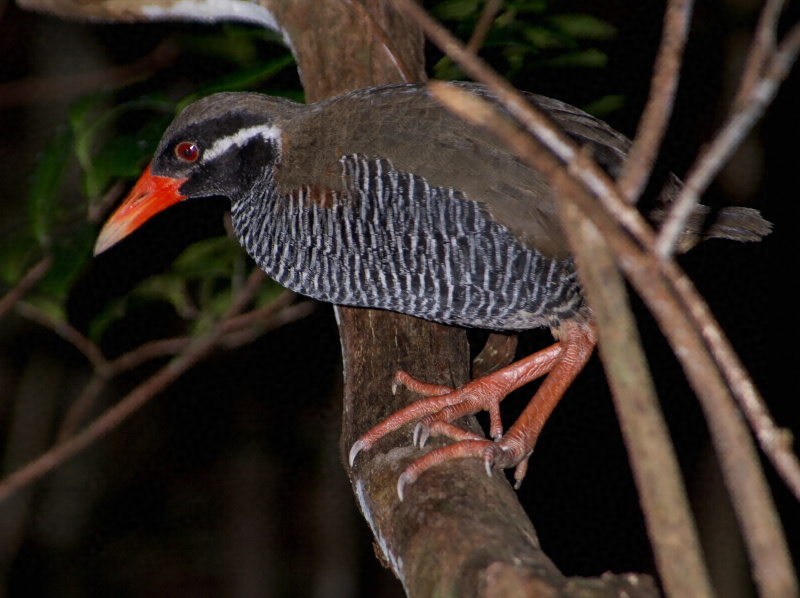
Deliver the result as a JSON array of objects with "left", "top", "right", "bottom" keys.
[
  {"left": 15, "top": 301, "right": 107, "bottom": 369},
  {"left": 465, "top": 0, "right": 503, "bottom": 54},
  {"left": 393, "top": 0, "right": 800, "bottom": 506},
  {"left": 0, "top": 256, "right": 52, "bottom": 319},
  {"left": 403, "top": 2, "right": 798, "bottom": 586},
  {"left": 221, "top": 289, "right": 299, "bottom": 334},
  {"left": 617, "top": 0, "right": 694, "bottom": 204},
  {"left": 0, "top": 334, "right": 217, "bottom": 504},
  {"left": 106, "top": 336, "right": 193, "bottom": 375},
  {"left": 431, "top": 82, "right": 714, "bottom": 598},
  {"left": 55, "top": 292, "right": 307, "bottom": 444},
  {"left": 224, "top": 267, "right": 269, "bottom": 319},
  {"left": 561, "top": 198, "right": 714, "bottom": 597},
  {"left": 56, "top": 374, "right": 109, "bottom": 441},
  {"left": 734, "top": 0, "right": 785, "bottom": 110},
  {"left": 0, "top": 38, "right": 179, "bottom": 110},
  {"left": 87, "top": 179, "right": 126, "bottom": 225},
  {"left": 655, "top": 20, "right": 800, "bottom": 258},
  {"left": 219, "top": 301, "right": 316, "bottom": 349},
  {"left": 664, "top": 262, "right": 800, "bottom": 502},
  {"left": 0, "top": 290, "right": 311, "bottom": 504},
  {"left": 56, "top": 336, "right": 195, "bottom": 440}
]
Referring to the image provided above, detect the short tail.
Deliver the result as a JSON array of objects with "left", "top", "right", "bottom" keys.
[
  {"left": 650, "top": 204, "right": 772, "bottom": 253},
  {"left": 698, "top": 205, "right": 773, "bottom": 242}
]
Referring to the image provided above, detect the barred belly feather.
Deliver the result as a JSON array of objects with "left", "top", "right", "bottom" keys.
[{"left": 232, "top": 155, "right": 585, "bottom": 332}]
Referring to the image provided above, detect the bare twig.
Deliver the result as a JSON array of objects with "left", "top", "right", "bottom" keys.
[
  {"left": 87, "top": 179, "right": 126, "bottom": 225},
  {"left": 106, "top": 336, "right": 193, "bottom": 374},
  {"left": 0, "top": 290, "right": 310, "bottom": 504},
  {"left": 0, "top": 38, "right": 179, "bottom": 110},
  {"left": 56, "top": 374, "right": 109, "bottom": 441},
  {"left": 465, "top": 0, "right": 503, "bottom": 54},
  {"left": 224, "top": 267, "right": 269, "bottom": 318},
  {"left": 664, "top": 262, "right": 800, "bottom": 501},
  {"left": 55, "top": 263, "right": 272, "bottom": 441},
  {"left": 0, "top": 334, "right": 217, "bottom": 504},
  {"left": 56, "top": 336, "right": 195, "bottom": 440},
  {"left": 55, "top": 287, "right": 302, "bottom": 442},
  {"left": 444, "top": 83, "right": 796, "bottom": 595},
  {"left": 219, "top": 301, "right": 316, "bottom": 349},
  {"left": 617, "top": 0, "right": 694, "bottom": 204},
  {"left": 398, "top": 2, "right": 798, "bottom": 591},
  {"left": 655, "top": 20, "right": 800, "bottom": 258},
  {"left": 221, "top": 289, "right": 298, "bottom": 334},
  {"left": 393, "top": 0, "right": 800, "bottom": 504},
  {"left": 15, "top": 301, "right": 106, "bottom": 369},
  {"left": 0, "top": 256, "right": 52, "bottom": 319},
  {"left": 561, "top": 197, "right": 715, "bottom": 598},
  {"left": 431, "top": 82, "right": 714, "bottom": 598},
  {"left": 391, "top": 0, "right": 652, "bottom": 244},
  {"left": 734, "top": 0, "right": 786, "bottom": 110}
]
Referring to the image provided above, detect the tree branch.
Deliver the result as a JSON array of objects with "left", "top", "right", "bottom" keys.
[
  {"left": 430, "top": 82, "right": 712, "bottom": 598},
  {"left": 0, "top": 288, "right": 309, "bottom": 503},
  {"left": 0, "top": 256, "right": 52, "bottom": 319},
  {"left": 655, "top": 18, "right": 800, "bottom": 257},
  {"left": 397, "top": 3, "right": 797, "bottom": 594},
  {"left": 617, "top": 0, "right": 694, "bottom": 204}
]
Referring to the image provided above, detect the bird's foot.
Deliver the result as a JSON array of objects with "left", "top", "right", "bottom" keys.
[
  {"left": 349, "top": 321, "right": 597, "bottom": 500},
  {"left": 348, "top": 341, "right": 564, "bottom": 476},
  {"left": 396, "top": 437, "right": 534, "bottom": 500}
]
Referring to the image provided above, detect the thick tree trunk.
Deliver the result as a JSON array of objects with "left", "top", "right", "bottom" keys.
[{"left": 267, "top": 1, "right": 659, "bottom": 596}]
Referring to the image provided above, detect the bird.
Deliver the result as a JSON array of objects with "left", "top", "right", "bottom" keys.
[{"left": 94, "top": 82, "right": 771, "bottom": 498}]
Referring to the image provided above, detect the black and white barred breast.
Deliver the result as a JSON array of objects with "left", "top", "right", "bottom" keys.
[{"left": 232, "top": 154, "right": 585, "bottom": 332}]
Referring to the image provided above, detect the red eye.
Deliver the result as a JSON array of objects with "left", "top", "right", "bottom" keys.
[{"left": 175, "top": 142, "right": 199, "bottom": 162}]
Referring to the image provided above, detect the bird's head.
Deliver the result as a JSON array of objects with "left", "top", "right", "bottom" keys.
[{"left": 94, "top": 92, "right": 302, "bottom": 255}]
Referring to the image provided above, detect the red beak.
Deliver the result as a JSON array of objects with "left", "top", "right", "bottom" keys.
[{"left": 94, "top": 164, "right": 188, "bottom": 255}]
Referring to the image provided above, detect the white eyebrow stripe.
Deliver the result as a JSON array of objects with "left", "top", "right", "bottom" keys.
[{"left": 202, "top": 124, "right": 281, "bottom": 162}]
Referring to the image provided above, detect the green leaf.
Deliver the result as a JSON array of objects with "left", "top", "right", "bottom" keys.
[
  {"left": 433, "top": 56, "right": 467, "bottom": 81},
  {"left": 582, "top": 94, "right": 626, "bottom": 118},
  {"left": 521, "top": 24, "right": 570, "bottom": 49},
  {"left": 538, "top": 48, "right": 609, "bottom": 68},
  {"left": 91, "top": 112, "right": 173, "bottom": 183},
  {"left": 504, "top": 0, "right": 547, "bottom": 13},
  {"left": 133, "top": 274, "right": 191, "bottom": 316},
  {"left": 178, "top": 53, "right": 296, "bottom": 110},
  {"left": 254, "top": 277, "right": 287, "bottom": 308},
  {"left": 0, "top": 231, "right": 39, "bottom": 287},
  {"left": 23, "top": 296, "right": 66, "bottom": 324},
  {"left": 547, "top": 13, "right": 617, "bottom": 40},
  {"left": 68, "top": 91, "right": 111, "bottom": 135},
  {"left": 431, "top": 0, "right": 481, "bottom": 20},
  {"left": 72, "top": 98, "right": 174, "bottom": 200},
  {"left": 27, "top": 125, "right": 74, "bottom": 248},
  {"left": 121, "top": 237, "right": 243, "bottom": 320},
  {"left": 35, "top": 223, "right": 96, "bottom": 301},
  {"left": 87, "top": 295, "right": 128, "bottom": 342},
  {"left": 171, "top": 236, "right": 243, "bottom": 279}
]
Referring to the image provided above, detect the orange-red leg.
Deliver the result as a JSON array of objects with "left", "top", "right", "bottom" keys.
[
  {"left": 349, "top": 321, "right": 598, "bottom": 500},
  {"left": 348, "top": 339, "right": 564, "bottom": 466},
  {"left": 397, "top": 322, "right": 597, "bottom": 497}
]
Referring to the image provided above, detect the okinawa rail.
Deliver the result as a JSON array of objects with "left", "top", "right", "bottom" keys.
[{"left": 94, "top": 83, "right": 771, "bottom": 498}]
